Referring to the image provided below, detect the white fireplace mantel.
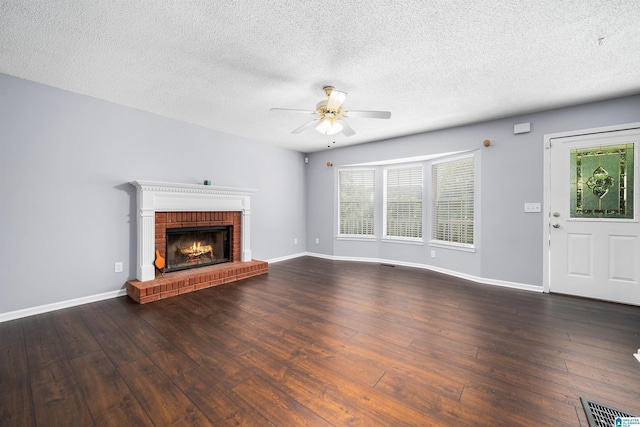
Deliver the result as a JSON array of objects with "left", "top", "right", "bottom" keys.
[{"left": 131, "top": 180, "right": 256, "bottom": 282}]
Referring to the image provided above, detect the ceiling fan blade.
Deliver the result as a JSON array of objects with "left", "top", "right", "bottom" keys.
[
  {"left": 340, "top": 120, "right": 356, "bottom": 137},
  {"left": 291, "top": 119, "right": 320, "bottom": 134},
  {"left": 270, "top": 108, "right": 316, "bottom": 114},
  {"left": 344, "top": 110, "right": 391, "bottom": 119},
  {"left": 326, "top": 89, "right": 347, "bottom": 111}
]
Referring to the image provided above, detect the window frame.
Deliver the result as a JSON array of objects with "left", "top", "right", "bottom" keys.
[
  {"left": 382, "top": 163, "right": 424, "bottom": 243},
  {"left": 429, "top": 153, "right": 477, "bottom": 251},
  {"left": 337, "top": 167, "right": 377, "bottom": 240}
]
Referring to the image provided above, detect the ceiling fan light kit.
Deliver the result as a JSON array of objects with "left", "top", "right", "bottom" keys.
[
  {"left": 316, "top": 113, "right": 343, "bottom": 135},
  {"left": 271, "top": 85, "right": 391, "bottom": 138}
]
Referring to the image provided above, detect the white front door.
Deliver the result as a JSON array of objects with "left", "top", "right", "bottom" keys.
[{"left": 548, "top": 127, "right": 640, "bottom": 305}]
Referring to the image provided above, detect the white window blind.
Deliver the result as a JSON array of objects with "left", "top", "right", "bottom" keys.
[
  {"left": 385, "top": 166, "right": 423, "bottom": 239},
  {"left": 432, "top": 157, "right": 474, "bottom": 245},
  {"left": 339, "top": 169, "right": 375, "bottom": 236}
]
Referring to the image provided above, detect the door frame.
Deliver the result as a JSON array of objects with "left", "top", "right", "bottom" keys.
[{"left": 543, "top": 121, "right": 640, "bottom": 294}]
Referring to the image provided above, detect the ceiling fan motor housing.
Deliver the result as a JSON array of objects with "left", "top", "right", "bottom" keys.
[{"left": 316, "top": 100, "right": 341, "bottom": 116}]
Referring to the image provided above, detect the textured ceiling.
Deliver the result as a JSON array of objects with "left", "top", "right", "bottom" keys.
[{"left": 1, "top": 1, "right": 639, "bottom": 153}]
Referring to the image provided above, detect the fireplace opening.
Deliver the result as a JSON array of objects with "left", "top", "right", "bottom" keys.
[{"left": 165, "top": 226, "right": 230, "bottom": 273}]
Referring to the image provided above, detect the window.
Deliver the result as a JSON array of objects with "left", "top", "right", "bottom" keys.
[
  {"left": 432, "top": 156, "right": 474, "bottom": 246},
  {"left": 384, "top": 165, "right": 423, "bottom": 239},
  {"left": 339, "top": 169, "right": 375, "bottom": 236}
]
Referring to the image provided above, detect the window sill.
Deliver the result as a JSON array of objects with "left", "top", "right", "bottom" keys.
[
  {"left": 429, "top": 240, "right": 476, "bottom": 253},
  {"left": 382, "top": 237, "right": 424, "bottom": 246},
  {"left": 337, "top": 235, "right": 377, "bottom": 242}
]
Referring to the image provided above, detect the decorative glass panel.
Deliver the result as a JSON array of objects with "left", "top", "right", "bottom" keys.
[{"left": 570, "top": 143, "right": 634, "bottom": 219}]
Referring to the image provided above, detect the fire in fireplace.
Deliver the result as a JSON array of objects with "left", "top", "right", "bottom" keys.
[{"left": 165, "top": 226, "right": 230, "bottom": 273}]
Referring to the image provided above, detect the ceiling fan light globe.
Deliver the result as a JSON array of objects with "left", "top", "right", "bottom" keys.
[{"left": 316, "top": 117, "right": 343, "bottom": 135}]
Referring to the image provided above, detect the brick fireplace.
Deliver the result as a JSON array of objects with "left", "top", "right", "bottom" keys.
[{"left": 126, "top": 181, "right": 268, "bottom": 303}]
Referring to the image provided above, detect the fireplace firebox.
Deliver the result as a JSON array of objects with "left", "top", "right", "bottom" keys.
[{"left": 165, "top": 226, "right": 230, "bottom": 273}]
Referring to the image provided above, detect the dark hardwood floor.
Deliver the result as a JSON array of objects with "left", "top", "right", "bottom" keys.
[{"left": 2, "top": 256, "right": 640, "bottom": 426}]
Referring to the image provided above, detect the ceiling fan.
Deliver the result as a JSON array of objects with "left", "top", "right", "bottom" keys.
[{"left": 270, "top": 86, "right": 391, "bottom": 137}]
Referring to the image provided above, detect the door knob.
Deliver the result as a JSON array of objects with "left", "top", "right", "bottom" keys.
[
  {"left": 553, "top": 212, "right": 560, "bottom": 217},
  {"left": 552, "top": 223, "right": 560, "bottom": 228}
]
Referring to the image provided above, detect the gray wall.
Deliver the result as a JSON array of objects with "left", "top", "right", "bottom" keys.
[
  {"left": 305, "top": 94, "right": 640, "bottom": 287},
  {"left": 0, "top": 74, "right": 306, "bottom": 314},
  {"left": 2, "top": 71, "right": 638, "bottom": 315}
]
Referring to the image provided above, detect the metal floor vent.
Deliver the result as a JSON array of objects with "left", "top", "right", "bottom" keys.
[{"left": 581, "top": 397, "right": 638, "bottom": 427}]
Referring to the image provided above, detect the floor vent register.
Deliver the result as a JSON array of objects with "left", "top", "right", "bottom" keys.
[{"left": 581, "top": 397, "right": 639, "bottom": 427}]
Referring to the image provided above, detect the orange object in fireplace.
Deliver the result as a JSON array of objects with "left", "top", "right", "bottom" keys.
[{"left": 154, "top": 250, "right": 165, "bottom": 270}]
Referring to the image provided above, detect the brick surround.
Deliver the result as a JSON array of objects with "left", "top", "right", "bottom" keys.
[{"left": 154, "top": 211, "right": 242, "bottom": 269}]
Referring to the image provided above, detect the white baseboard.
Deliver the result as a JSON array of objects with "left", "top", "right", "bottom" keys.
[
  {"left": 266, "top": 252, "right": 310, "bottom": 264},
  {"left": 2, "top": 254, "right": 541, "bottom": 323},
  {"left": 0, "top": 289, "right": 128, "bottom": 323},
  {"left": 302, "top": 252, "right": 543, "bottom": 293}
]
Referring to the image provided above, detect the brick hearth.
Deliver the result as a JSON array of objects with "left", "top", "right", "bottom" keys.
[{"left": 126, "top": 259, "right": 268, "bottom": 304}]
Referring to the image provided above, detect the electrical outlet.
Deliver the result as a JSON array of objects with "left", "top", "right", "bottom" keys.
[
  {"left": 431, "top": 250, "right": 436, "bottom": 258},
  {"left": 315, "top": 238, "right": 319, "bottom": 244},
  {"left": 294, "top": 238, "right": 298, "bottom": 244},
  {"left": 114, "top": 262, "right": 123, "bottom": 273}
]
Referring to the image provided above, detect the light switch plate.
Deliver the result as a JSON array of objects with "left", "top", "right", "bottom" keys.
[{"left": 524, "top": 203, "right": 541, "bottom": 213}]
